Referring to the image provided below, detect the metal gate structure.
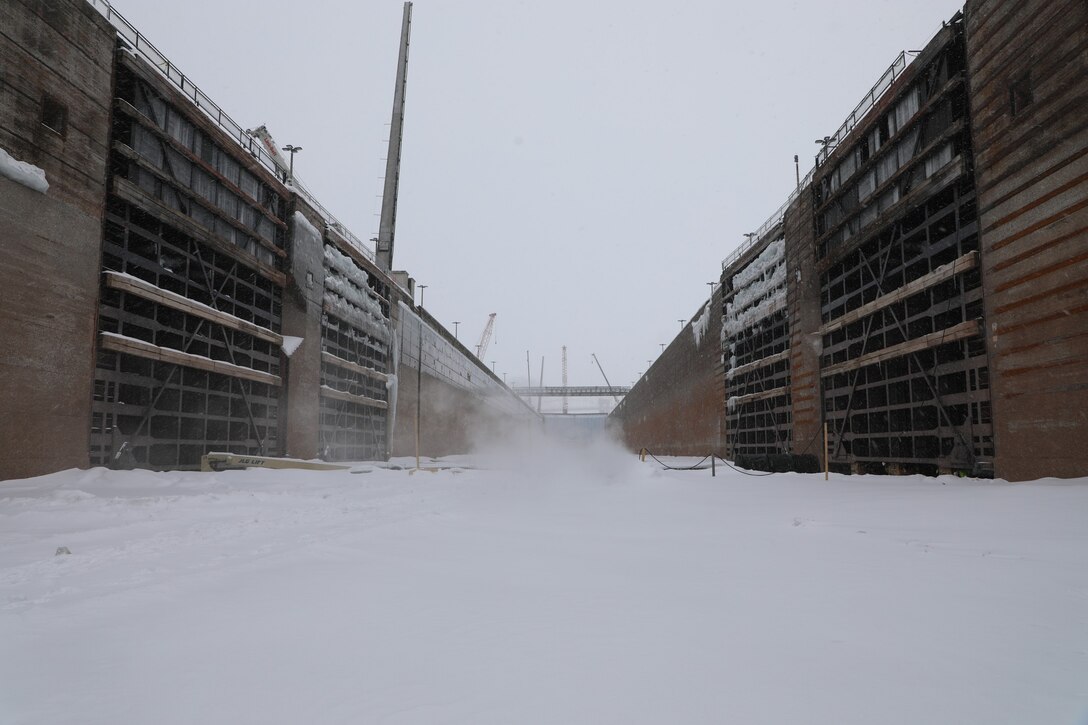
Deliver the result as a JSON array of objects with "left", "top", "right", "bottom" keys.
[
  {"left": 90, "top": 52, "right": 288, "bottom": 469},
  {"left": 811, "top": 17, "right": 994, "bottom": 474}
]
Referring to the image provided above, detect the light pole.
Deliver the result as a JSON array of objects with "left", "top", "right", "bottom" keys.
[
  {"left": 678, "top": 319, "right": 686, "bottom": 330},
  {"left": 417, "top": 284, "right": 427, "bottom": 309},
  {"left": 707, "top": 281, "right": 717, "bottom": 298},
  {"left": 281, "top": 144, "right": 302, "bottom": 179},
  {"left": 660, "top": 343, "right": 665, "bottom": 352},
  {"left": 453, "top": 321, "right": 460, "bottom": 339}
]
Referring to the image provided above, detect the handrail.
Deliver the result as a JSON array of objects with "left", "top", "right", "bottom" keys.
[
  {"left": 816, "top": 51, "right": 909, "bottom": 167},
  {"left": 87, "top": 0, "right": 375, "bottom": 262},
  {"left": 722, "top": 50, "right": 914, "bottom": 273},
  {"left": 721, "top": 166, "right": 813, "bottom": 272}
]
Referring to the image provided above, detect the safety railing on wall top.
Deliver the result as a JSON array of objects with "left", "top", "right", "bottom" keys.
[
  {"left": 721, "top": 50, "right": 913, "bottom": 273},
  {"left": 87, "top": 0, "right": 375, "bottom": 262}
]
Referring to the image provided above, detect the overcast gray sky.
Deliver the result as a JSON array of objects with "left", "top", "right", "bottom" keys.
[{"left": 113, "top": 0, "right": 964, "bottom": 395}]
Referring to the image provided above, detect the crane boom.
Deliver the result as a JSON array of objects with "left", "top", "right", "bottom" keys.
[
  {"left": 591, "top": 353, "right": 621, "bottom": 403},
  {"left": 375, "top": 2, "right": 413, "bottom": 271},
  {"left": 476, "top": 313, "right": 496, "bottom": 359}
]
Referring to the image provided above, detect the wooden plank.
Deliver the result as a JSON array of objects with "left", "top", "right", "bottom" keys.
[
  {"left": 819, "top": 251, "right": 979, "bottom": 335},
  {"left": 727, "top": 350, "right": 789, "bottom": 379},
  {"left": 730, "top": 386, "right": 789, "bottom": 407},
  {"left": 105, "top": 271, "right": 282, "bottom": 345},
  {"left": 321, "top": 351, "right": 389, "bottom": 383},
  {"left": 112, "top": 176, "right": 287, "bottom": 287},
  {"left": 99, "top": 332, "right": 282, "bottom": 386},
  {"left": 319, "top": 385, "right": 388, "bottom": 410},
  {"left": 821, "top": 320, "right": 981, "bottom": 378}
]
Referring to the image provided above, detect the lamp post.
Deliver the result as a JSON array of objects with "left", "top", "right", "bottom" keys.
[
  {"left": 417, "top": 284, "right": 427, "bottom": 309},
  {"left": 678, "top": 319, "right": 686, "bottom": 330},
  {"left": 281, "top": 144, "right": 302, "bottom": 179},
  {"left": 453, "top": 321, "right": 460, "bottom": 339}
]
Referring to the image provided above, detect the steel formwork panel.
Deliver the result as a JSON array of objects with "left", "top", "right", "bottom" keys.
[
  {"left": 813, "top": 19, "right": 994, "bottom": 474},
  {"left": 90, "top": 53, "right": 287, "bottom": 470},
  {"left": 722, "top": 238, "right": 793, "bottom": 458}
]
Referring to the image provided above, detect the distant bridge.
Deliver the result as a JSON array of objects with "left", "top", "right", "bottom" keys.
[{"left": 512, "top": 386, "right": 630, "bottom": 398}]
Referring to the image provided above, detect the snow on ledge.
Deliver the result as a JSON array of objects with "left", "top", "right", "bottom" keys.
[
  {"left": 281, "top": 336, "right": 304, "bottom": 357},
  {"left": 0, "top": 146, "right": 48, "bottom": 193}
]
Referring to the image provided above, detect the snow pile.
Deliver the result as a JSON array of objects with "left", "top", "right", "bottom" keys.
[
  {"left": 2, "top": 444, "right": 1087, "bottom": 725},
  {"left": 0, "top": 146, "right": 48, "bottom": 193}
]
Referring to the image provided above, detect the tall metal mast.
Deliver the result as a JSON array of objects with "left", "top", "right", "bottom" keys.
[{"left": 376, "top": 2, "right": 413, "bottom": 271}]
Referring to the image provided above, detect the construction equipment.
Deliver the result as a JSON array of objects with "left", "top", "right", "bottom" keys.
[
  {"left": 476, "top": 313, "right": 497, "bottom": 359},
  {"left": 591, "top": 353, "right": 622, "bottom": 404}
]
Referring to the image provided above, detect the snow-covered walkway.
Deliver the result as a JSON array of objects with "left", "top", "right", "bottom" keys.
[{"left": 2, "top": 440, "right": 1086, "bottom": 724}]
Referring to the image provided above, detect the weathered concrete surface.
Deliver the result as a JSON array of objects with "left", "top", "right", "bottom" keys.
[
  {"left": 391, "top": 306, "right": 538, "bottom": 459},
  {"left": 280, "top": 203, "right": 328, "bottom": 460},
  {"left": 967, "top": 0, "right": 1088, "bottom": 480},
  {"left": 0, "top": 0, "right": 114, "bottom": 480},
  {"left": 610, "top": 289, "right": 725, "bottom": 457}
]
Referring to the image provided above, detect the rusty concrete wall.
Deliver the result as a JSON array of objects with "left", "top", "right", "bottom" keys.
[
  {"left": 610, "top": 289, "right": 725, "bottom": 457},
  {"left": 783, "top": 189, "right": 824, "bottom": 464},
  {"left": 0, "top": 0, "right": 114, "bottom": 480},
  {"left": 966, "top": 0, "right": 1088, "bottom": 480}
]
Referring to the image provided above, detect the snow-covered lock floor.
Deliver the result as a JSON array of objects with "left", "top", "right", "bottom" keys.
[{"left": 1, "top": 440, "right": 1087, "bottom": 725}]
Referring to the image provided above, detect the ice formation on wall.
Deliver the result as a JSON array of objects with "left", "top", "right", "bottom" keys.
[
  {"left": 690, "top": 301, "right": 712, "bottom": 347},
  {"left": 722, "top": 238, "right": 787, "bottom": 339},
  {"left": 321, "top": 238, "right": 388, "bottom": 343},
  {"left": 721, "top": 237, "right": 790, "bottom": 382}
]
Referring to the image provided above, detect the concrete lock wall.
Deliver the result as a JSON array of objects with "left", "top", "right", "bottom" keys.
[
  {"left": 0, "top": 0, "right": 115, "bottom": 480},
  {"left": 966, "top": 0, "right": 1088, "bottom": 481},
  {"left": 610, "top": 288, "right": 726, "bottom": 457},
  {"left": 615, "top": 5, "right": 1088, "bottom": 481},
  {"left": 391, "top": 304, "right": 539, "bottom": 459},
  {"left": 0, "top": 0, "right": 534, "bottom": 479}
]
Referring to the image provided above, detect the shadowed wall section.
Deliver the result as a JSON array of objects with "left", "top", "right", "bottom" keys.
[{"left": 0, "top": 0, "right": 114, "bottom": 480}]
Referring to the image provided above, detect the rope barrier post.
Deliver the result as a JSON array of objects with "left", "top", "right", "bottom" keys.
[
  {"left": 823, "top": 422, "right": 829, "bottom": 481},
  {"left": 711, "top": 455, "right": 716, "bottom": 477}
]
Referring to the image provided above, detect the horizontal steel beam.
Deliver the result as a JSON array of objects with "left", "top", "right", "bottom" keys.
[{"left": 512, "top": 386, "right": 630, "bottom": 397}]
